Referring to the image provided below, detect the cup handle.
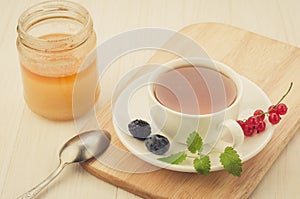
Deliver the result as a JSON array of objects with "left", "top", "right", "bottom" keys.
[{"left": 219, "top": 119, "right": 244, "bottom": 148}]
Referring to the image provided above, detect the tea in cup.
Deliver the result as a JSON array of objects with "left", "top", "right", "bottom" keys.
[{"left": 148, "top": 58, "right": 244, "bottom": 153}]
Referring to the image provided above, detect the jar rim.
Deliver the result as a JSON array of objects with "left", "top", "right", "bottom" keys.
[{"left": 17, "top": 0, "right": 93, "bottom": 52}]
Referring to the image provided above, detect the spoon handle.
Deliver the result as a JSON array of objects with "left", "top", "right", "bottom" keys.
[{"left": 17, "top": 162, "right": 67, "bottom": 199}]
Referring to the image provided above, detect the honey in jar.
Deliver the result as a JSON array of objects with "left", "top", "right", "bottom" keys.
[{"left": 17, "top": 1, "right": 99, "bottom": 120}]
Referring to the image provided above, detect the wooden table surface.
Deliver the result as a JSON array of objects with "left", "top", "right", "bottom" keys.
[{"left": 0, "top": 0, "right": 299, "bottom": 198}]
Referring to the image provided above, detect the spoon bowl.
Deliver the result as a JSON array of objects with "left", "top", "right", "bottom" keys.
[{"left": 59, "top": 130, "right": 111, "bottom": 164}]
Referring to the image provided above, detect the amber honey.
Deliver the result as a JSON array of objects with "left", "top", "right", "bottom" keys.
[{"left": 21, "top": 60, "right": 99, "bottom": 121}]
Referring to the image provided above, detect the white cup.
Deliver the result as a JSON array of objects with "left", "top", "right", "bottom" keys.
[{"left": 148, "top": 57, "right": 244, "bottom": 154}]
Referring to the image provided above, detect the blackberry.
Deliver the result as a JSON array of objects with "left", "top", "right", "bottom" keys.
[
  {"left": 128, "top": 119, "right": 151, "bottom": 140},
  {"left": 145, "top": 134, "right": 170, "bottom": 155}
]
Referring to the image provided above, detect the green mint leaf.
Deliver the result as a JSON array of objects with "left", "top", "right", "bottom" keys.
[
  {"left": 186, "top": 131, "right": 203, "bottom": 154},
  {"left": 158, "top": 151, "right": 187, "bottom": 164},
  {"left": 193, "top": 155, "right": 211, "bottom": 175},
  {"left": 220, "top": 146, "right": 242, "bottom": 177}
]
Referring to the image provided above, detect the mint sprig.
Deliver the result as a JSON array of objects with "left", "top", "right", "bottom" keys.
[
  {"left": 194, "top": 156, "right": 211, "bottom": 175},
  {"left": 158, "top": 131, "right": 242, "bottom": 176},
  {"left": 186, "top": 131, "right": 203, "bottom": 153},
  {"left": 220, "top": 146, "right": 242, "bottom": 176},
  {"left": 158, "top": 151, "right": 187, "bottom": 164}
]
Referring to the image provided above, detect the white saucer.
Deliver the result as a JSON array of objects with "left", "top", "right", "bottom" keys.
[{"left": 112, "top": 76, "right": 274, "bottom": 172}]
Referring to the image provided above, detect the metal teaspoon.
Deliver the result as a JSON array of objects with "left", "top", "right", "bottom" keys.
[{"left": 17, "top": 130, "right": 111, "bottom": 199}]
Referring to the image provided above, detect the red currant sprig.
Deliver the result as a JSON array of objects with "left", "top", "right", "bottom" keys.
[{"left": 237, "top": 82, "right": 293, "bottom": 137}]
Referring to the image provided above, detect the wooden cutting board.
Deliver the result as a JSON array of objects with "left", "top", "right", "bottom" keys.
[{"left": 81, "top": 23, "right": 300, "bottom": 199}]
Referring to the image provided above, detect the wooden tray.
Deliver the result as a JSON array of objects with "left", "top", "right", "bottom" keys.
[{"left": 81, "top": 23, "right": 300, "bottom": 199}]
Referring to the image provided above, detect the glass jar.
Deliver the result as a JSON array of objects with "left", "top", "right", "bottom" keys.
[{"left": 16, "top": 1, "right": 99, "bottom": 121}]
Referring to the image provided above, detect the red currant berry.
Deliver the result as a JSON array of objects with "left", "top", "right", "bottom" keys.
[
  {"left": 237, "top": 120, "right": 244, "bottom": 127},
  {"left": 268, "top": 112, "right": 281, "bottom": 124},
  {"left": 246, "top": 116, "right": 259, "bottom": 129},
  {"left": 268, "top": 105, "right": 277, "bottom": 114},
  {"left": 253, "top": 109, "right": 265, "bottom": 120},
  {"left": 257, "top": 120, "right": 266, "bottom": 132},
  {"left": 276, "top": 103, "right": 288, "bottom": 115},
  {"left": 243, "top": 124, "right": 255, "bottom": 136}
]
